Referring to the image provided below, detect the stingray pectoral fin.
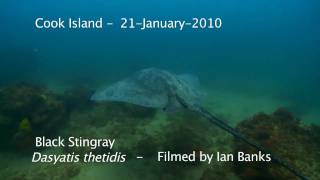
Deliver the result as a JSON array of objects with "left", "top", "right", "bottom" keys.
[
  {"left": 91, "top": 80, "right": 168, "bottom": 108},
  {"left": 163, "top": 94, "right": 186, "bottom": 112},
  {"left": 163, "top": 102, "right": 180, "bottom": 112}
]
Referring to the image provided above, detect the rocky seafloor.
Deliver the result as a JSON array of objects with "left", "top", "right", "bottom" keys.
[{"left": 0, "top": 83, "right": 319, "bottom": 180}]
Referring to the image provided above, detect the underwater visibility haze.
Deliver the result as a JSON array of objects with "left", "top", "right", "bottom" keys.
[{"left": 0, "top": 0, "right": 320, "bottom": 179}]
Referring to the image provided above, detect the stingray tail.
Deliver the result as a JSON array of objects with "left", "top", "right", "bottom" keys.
[
  {"left": 175, "top": 95, "right": 308, "bottom": 180},
  {"left": 196, "top": 106, "right": 308, "bottom": 180}
]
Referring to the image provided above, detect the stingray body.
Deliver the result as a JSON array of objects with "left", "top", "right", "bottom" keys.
[
  {"left": 91, "top": 68, "right": 307, "bottom": 180},
  {"left": 91, "top": 68, "right": 203, "bottom": 111}
]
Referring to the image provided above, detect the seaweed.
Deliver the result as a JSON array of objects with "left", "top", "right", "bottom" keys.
[
  {"left": 6, "top": 164, "right": 81, "bottom": 180},
  {"left": 0, "top": 83, "right": 68, "bottom": 151},
  {"left": 234, "top": 108, "right": 320, "bottom": 180}
]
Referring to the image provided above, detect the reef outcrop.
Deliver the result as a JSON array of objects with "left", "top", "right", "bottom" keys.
[
  {"left": 0, "top": 83, "right": 67, "bottom": 151},
  {"left": 234, "top": 108, "right": 320, "bottom": 180}
]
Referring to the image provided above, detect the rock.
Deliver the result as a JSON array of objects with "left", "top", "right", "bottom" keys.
[
  {"left": 0, "top": 83, "right": 68, "bottom": 151},
  {"left": 234, "top": 108, "right": 320, "bottom": 179}
]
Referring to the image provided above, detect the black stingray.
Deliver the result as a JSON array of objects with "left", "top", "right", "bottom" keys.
[{"left": 91, "top": 68, "right": 308, "bottom": 180}]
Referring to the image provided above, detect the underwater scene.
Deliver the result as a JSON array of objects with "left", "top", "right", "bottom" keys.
[{"left": 0, "top": 0, "right": 320, "bottom": 179}]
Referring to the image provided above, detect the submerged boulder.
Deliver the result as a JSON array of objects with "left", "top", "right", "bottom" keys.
[
  {"left": 0, "top": 83, "right": 68, "bottom": 151},
  {"left": 234, "top": 108, "right": 320, "bottom": 180}
]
